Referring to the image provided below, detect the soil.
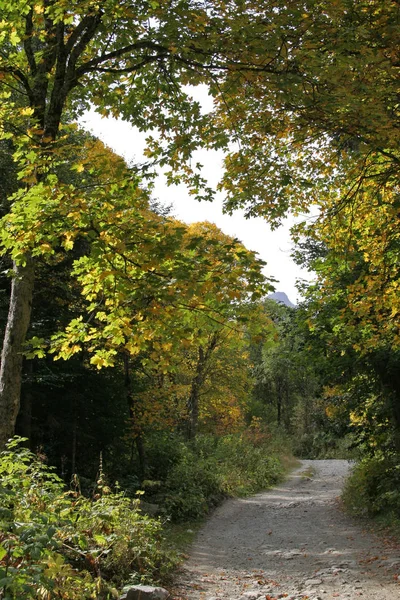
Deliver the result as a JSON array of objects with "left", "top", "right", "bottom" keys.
[{"left": 172, "top": 460, "right": 400, "bottom": 600}]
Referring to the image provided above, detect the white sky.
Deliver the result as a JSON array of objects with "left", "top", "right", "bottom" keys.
[{"left": 80, "top": 105, "right": 314, "bottom": 305}]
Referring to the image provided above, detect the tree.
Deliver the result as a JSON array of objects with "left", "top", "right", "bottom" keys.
[
  {"left": 251, "top": 300, "right": 321, "bottom": 434},
  {"left": 0, "top": 0, "right": 277, "bottom": 446},
  {"left": 296, "top": 192, "right": 400, "bottom": 452},
  {"left": 208, "top": 0, "right": 399, "bottom": 223},
  {"left": 133, "top": 324, "right": 253, "bottom": 442},
  {"left": 3, "top": 0, "right": 396, "bottom": 448},
  {"left": 60, "top": 219, "right": 270, "bottom": 441}
]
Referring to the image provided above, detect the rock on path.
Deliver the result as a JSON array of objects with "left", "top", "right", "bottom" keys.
[{"left": 172, "top": 460, "right": 400, "bottom": 600}]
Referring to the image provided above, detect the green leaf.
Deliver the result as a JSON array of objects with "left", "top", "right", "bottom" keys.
[{"left": 0, "top": 545, "right": 7, "bottom": 561}]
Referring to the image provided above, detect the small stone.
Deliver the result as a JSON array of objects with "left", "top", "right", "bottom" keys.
[
  {"left": 390, "top": 560, "right": 400, "bottom": 567},
  {"left": 304, "top": 579, "right": 323, "bottom": 586},
  {"left": 123, "top": 585, "right": 170, "bottom": 600}
]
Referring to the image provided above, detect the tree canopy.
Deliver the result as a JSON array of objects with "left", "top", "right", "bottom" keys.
[{"left": 0, "top": 0, "right": 399, "bottom": 467}]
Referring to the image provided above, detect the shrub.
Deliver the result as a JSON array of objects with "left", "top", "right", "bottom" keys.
[
  {"left": 163, "top": 443, "right": 223, "bottom": 521},
  {"left": 155, "top": 433, "right": 285, "bottom": 521},
  {"left": 213, "top": 434, "right": 283, "bottom": 495},
  {"left": 342, "top": 453, "right": 400, "bottom": 518},
  {"left": 0, "top": 438, "right": 177, "bottom": 600},
  {"left": 143, "top": 432, "right": 188, "bottom": 481},
  {"left": 292, "top": 431, "right": 359, "bottom": 460}
]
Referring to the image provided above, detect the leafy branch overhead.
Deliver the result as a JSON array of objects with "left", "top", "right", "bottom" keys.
[
  {"left": 1, "top": 0, "right": 290, "bottom": 446},
  {"left": 0, "top": 0, "right": 398, "bottom": 454}
]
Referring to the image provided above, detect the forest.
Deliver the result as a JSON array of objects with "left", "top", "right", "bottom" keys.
[{"left": 0, "top": 0, "right": 399, "bottom": 598}]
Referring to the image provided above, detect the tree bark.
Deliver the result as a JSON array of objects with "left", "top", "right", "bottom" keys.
[
  {"left": 124, "top": 353, "right": 147, "bottom": 477},
  {"left": 17, "top": 360, "right": 34, "bottom": 442},
  {"left": 0, "top": 257, "right": 35, "bottom": 448},
  {"left": 187, "top": 347, "right": 204, "bottom": 440},
  {"left": 187, "top": 334, "right": 219, "bottom": 440}
]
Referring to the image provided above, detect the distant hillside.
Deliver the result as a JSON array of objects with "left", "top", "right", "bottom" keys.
[{"left": 267, "top": 291, "right": 295, "bottom": 308}]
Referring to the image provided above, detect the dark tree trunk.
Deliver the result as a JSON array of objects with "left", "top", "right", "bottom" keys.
[
  {"left": 0, "top": 258, "right": 35, "bottom": 448},
  {"left": 71, "top": 418, "right": 77, "bottom": 476},
  {"left": 277, "top": 394, "right": 282, "bottom": 426},
  {"left": 187, "top": 349, "right": 204, "bottom": 441},
  {"left": 390, "top": 393, "right": 400, "bottom": 453},
  {"left": 124, "top": 354, "right": 146, "bottom": 477},
  {"left": 17, "top": 360, "right": 34, "bottom": 442},
  {"left": 187, "top": 334, "right": 219, "bottom": 440},
  {"left": 284, "top": 382, "right": 291, "bottom": 432}
]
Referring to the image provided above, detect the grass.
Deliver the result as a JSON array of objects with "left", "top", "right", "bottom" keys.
[{"left": 162, "top": 520, "right": 205, "bottom": 557}]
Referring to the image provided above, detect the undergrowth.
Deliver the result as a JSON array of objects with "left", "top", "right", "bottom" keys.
[
  {"left": 0, "top": 438, "right": 177, "bottom": 600},
  {"left": 142, "top": 428, "right": 289, "bottom": 522},
  {"left": 292, "top": 432, "right": 361, "bottom": 460},
  {"left": 342, "top": 452, "right": 400, "bottom": 530},
  {"left": 0, "top": 429, "right": 293, "bottom": 598}
]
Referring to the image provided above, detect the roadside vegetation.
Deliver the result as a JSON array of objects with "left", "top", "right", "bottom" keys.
[
  {"left": 0, "top": 431, "right": 291, "bottom": 598},
  {"left": 342, "top": 455, "right": 400, "bottom": 534}
]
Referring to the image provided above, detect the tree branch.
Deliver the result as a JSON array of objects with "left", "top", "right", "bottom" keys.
[
  {"left": 0, "top": 65, "right": 32, "bottom": 98},
  {"left": 24, "top": 9, "right": 37, "bottom": 75},
  {"left": 65, "top": 13, "right": 103, "bottom": 82},
  {"left": 65, "top": 13, "right": 102, "bottom": 55},
  {"left": 85, "top": 55, "right": 167, "bottom": 74}
]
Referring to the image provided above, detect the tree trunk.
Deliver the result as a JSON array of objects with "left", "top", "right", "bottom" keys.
[
  {"left": 17, "top": 360, "right": 34, "bottom": 442},
  {"left": 187, "top": 346, "right": 207, "bottom": 440},
  {"left": 0, "top": 258, "right": 35, "bottom": 448},
  {"left": 124, "top": 354, "right": 147, "bottom": 477},
  {"left": 71, "top": 418, "right": 77, "bottom": 476},
  {"left": 390, "top": 394, "right": 400, "bottom": 453},
  {"left": 186, "top": 334, "right": 219, "bottom": 440},
  {"left": 277, "top": 396, "right": 282, "bottom": 426},
  {"left": 276, "top": 384, "right": 282, "bottom": 427}
]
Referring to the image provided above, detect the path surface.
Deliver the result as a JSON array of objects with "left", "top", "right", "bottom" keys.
[{"left": 172, "top": 460, "right": 400, "bottom": 600}]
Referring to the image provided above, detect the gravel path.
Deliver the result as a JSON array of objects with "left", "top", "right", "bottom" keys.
[{"left": 172, "top": 460, "right": 400, "bottom": 600}]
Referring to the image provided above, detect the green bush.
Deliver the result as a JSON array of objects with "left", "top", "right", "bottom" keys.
[
  {"left": 163, "top": 443, "right": 223, "bottom": 521},
  {"left": 144, "top": 432, "right": 188, "bottom": 481},
  {"left": 292, "top": 431, "right": 359, "bottom": 460},
  {"left": 0, "top": 438, "right": 177, "bottom": 600},
  {"left": 154, "top": 433, "right": 285, "bottom": 521},
  {"left": 213, "top": 435, "right": 283, "bottom": 495},
  {"left": 342, "top": 453, "right": 400, "bottom": 518}
]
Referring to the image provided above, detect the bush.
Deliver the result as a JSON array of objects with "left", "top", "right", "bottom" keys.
[
  {"left": 151, "top": 433, "right": 285, "bottom": 522},
  {"left": 342, "top": 453, "right": 400, "bottom": 518},
  {"left": 213, "top": 434, "right": 283, "bottom": 495},
  {"left": 292, "top": 431, "right": 360, "bottom": 460},
  {"left": 164, "top": 449, "right": 222, "bottom": 521},
  {"left": 0, "top": 438, "right": 177, "bottom": 600}
]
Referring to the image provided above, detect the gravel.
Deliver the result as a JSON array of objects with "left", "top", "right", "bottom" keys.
[{"left": 172, "top": 460, "right": 400, "bottom": 599}]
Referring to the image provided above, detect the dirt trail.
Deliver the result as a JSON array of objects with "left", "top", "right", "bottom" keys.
[{"left": 172, "top": 460, "right": 400, "bottom": 600}]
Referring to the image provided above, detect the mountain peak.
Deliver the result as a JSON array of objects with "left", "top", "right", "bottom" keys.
[{"left": 267, "top": 291, "right": 295, "bottom": 308}]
